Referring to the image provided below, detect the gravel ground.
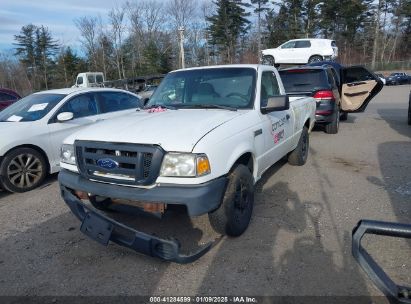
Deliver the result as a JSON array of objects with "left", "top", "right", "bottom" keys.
[{"left": 0, "top": 84, "right": 410, "bottom": 300}]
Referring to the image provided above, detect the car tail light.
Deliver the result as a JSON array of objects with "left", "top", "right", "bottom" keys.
[{"left": 313, "top": 90, "right": 334, "bottom": 100}]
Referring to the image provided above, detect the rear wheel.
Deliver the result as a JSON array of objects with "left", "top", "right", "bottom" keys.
[
  {"left": 325, "top": 107, "right": 340, "bottom": 134},
  {"left": 340, "top": 112, "right": 348, "bottom": 121},
  {"left": 308, "top": 55, "right": 323, "bottom": 63},
  {"left": 208, "top": 164, "right": 254, "bottom": 237},
  {"left": 288, "top": 126, "right": 309, "bottom": 166},
  {"left": 0, "top": 148, "right": 47, "bottom": 193}
]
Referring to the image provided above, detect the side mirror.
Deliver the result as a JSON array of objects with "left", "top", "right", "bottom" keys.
[
  {"left": 261, "top": 95, "right": 290, "bottom": 114},
  {"left": 57, "top": 112, "right": 74, "bottom": 122}
]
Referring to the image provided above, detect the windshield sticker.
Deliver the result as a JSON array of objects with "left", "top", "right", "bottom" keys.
[
  {"left": 273, "top": 129, "right": 285, "bottom": 144},
  {"left": 28, "top": 103, "right": 48, "bottom": 112},
  {"left": 7, "top": 115, "right": 23, "bottom": 122},
  {"left": 146, "top": 107, "right": 167, "bottom": 113}
]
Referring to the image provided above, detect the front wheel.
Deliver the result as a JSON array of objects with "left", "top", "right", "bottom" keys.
[
  {"left": 0, "top": 148, "right": 47, "bottom": 193},
  {"left": 208, "top": 164, "right": 254, "bottom": 237},
  {"left": 288, "top": 126, "right": 309, "bottom": 166}
]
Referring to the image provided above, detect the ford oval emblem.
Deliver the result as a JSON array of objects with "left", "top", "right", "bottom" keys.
[{"left": 96, "top": 158, "right": 119, "bottom": 170}]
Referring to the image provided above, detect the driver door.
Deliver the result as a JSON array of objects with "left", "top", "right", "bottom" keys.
[
  {"left": 260, "top": 71, "right": 295, "bottom": 172},
  {"left": 341, "top": 66, "right": 383, "bottom": 112}
]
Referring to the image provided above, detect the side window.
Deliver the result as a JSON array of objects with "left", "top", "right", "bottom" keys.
[
  {"left": 326, "top": 70, "right": 336, "bottom": 87},
  {"left": 58, "top": 93, "right": 98, "bottom": 119},
  {"left": 344, "top": 67, "right": 375, "bottom": 83},
  {"left": 330, "top": 68, "right": 340, "bottom": 87},
  {"left": 97, "top": 92, "right": 141, "bottom": 113},
  {"left": 76, "top": 77, "right": 83, "bottom": 85},
  {"left": 87, "top": 75, "right": 95, "bottom": 84},
  {"left": 281, "top": 41, "right": 295, "bottom": 49},
  {"left": 0, "top": 93, "right": 16, "bottom": 102},
  {"left": 295, "top": 40, "right": 311, "bottom": 48},
  {"left": 261, "top": 71, "right": 280, "bottom": 107},
  {"left": 96, "top": 75, "right": 104, "bottom": 83}
]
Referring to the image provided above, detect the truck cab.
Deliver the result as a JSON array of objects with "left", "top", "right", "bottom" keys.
[{"left": 72, "top": 72, "right": 105, "bottom": 88}]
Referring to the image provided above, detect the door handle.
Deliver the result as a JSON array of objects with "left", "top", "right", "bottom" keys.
[
  {"left": 254, "top": 129, "right": 263, "bottom": 137},
  {"left": 286, "top": 114, "right": 291, "bottom": 120}
]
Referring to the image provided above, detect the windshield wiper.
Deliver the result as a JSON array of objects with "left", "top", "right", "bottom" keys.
[{"left": 178, "top": 104, "right": 238, "bottom": 111}]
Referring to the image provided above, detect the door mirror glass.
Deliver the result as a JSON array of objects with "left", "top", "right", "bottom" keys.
[
  {"left": 261, "top": 96, "right": 289, "bottom": 114},
  {"left": 57, "top": 112, "right": 74, "bottom": 122}
]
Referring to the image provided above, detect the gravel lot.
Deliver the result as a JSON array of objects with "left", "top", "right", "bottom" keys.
[{"left": 0, "top": 85, "right": 410, "bottom": 300}]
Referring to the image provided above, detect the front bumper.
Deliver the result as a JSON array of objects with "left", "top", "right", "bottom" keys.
[
  {"left": 59, "top": 169, "right": 228, "bottom": 216},
  {"left": 60, "top": 187, "right": 214, "bottom": 263}
]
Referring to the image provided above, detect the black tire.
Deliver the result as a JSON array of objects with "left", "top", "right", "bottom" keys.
[
  {"left": 208, "top": 164, "right": 254, "bottom": 237},
  {"left": 288, "top": 126, "right": 309, "bottom": 166},
  {"left": 340, "top": 112, "right": 348, "bottom": 121},
  {"left": 262, "top": 55, "right": 275, "bottom": 66},
  {"left": 325, "top": 106, "right": 340, "bottom": 134},
  {"left": 0, "top": 147, "right": 47, "bottom": 193},
  {"left": 308, "top": 55, "right": 323, "bottom": 63},
  {"left": 89, "top": 195, "right": 113, "bottom": 211}
]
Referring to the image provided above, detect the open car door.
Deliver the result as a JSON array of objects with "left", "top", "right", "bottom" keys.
[{"left": 341, "top": 66, "right": 383, "bottom": 113}]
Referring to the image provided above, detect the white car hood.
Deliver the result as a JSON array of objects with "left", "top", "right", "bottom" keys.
[{"left": 66, "top": 109, "right": 246, "bottom": 152}]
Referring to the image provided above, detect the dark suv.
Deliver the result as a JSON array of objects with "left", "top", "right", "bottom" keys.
[
  {"left": 386, "top": 72, "right": 411, "bottom": 85},
  {"left": 0, "top": 88, "right": 21, "bottom": 111},
  {"left": 279, "top": 65, "right": 342, "bottom": 134}
]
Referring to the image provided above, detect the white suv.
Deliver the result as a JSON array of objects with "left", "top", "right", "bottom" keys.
[{"left": 262, "top": 39, "right": 338, "bottom": 65}]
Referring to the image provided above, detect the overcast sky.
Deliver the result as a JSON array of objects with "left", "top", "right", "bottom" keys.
[{"left": 0, "top": 0, "right": 127, "bottom": 54}]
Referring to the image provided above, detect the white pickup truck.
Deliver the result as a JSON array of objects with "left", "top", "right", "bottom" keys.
[{"left": 58, "top": 64, "right": 316, "bottom": 262}]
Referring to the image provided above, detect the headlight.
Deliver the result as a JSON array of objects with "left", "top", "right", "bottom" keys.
[
  {"left": 160, "top": 153, "right": 211, "bottom": 177},
  {"left": 61, "top": 144, "right": 76, "bottom": 165}
]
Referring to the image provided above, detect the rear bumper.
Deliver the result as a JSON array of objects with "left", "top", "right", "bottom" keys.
[
  {"left": 58, "top": 169, "right": 228, "bottom": 216},
  {"left": 60, "top": 187, "right": 213, "bottom": 263}
]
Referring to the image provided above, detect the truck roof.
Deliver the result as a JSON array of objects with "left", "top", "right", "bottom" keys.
[
  {"left": 172, "top": 64, "right": 262, "bottom": 73},
  {"left": 32, "top": 87, "right": 130, "bottom": 95}
]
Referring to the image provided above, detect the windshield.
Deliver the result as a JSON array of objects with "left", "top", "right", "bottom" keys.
[
  {"left": 147, "top": 68, "right": 256, "bottom": 109},
  {"left": 0, "top": 93, "right": 66, "bottom": 122},
  {"left": 279, "top": 69, "right": 329, "bottom": 93}
]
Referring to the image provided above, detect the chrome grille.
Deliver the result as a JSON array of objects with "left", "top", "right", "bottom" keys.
[{"left": 75, "top": 141, "right": 164, "bottom": 186}]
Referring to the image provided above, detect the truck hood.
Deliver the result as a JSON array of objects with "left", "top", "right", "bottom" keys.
[{"left": 66, "top": 109, "right": 246, "bottom": 152}]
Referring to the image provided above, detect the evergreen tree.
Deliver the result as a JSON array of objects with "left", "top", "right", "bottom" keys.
[
  {"left": 35, "top": 26, "right": 59, "bottom": 89},
  {"left": 13, "top": 24, "right": 38, "bottom": 89},
  {"left": 207, "top": 0, "right": 250, "bottom": 63}
]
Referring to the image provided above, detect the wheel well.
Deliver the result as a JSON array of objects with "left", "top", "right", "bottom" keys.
[
  {"left": 309, "top": 54, "right": 323, "bottom": 60},
  {"left": 232, "top": 153, "right": 254, "bottom": 174},
  {"left": 304, "top": 119, "right": 311, "bottom": 129},
  {"left": 5, "top": 145, "right": 50, "bottom": 173}
]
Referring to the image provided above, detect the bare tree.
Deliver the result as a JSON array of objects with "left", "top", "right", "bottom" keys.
[
  {"left": 74, "top": 16, "right": 98, "bottom": 70},
  {"left": 109, "top": 5, "right": 127, "bottom": 80}
]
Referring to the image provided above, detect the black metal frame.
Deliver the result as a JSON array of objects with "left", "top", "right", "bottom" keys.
[
  {"left": 352, "top": 220, "right": 411, "bottom": 304},
  {"left": 61, "top": 185, "right": 215, "bottom": 263}
]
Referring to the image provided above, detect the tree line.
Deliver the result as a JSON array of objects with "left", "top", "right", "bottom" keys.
[{"left": 0, "top": 0, "right": 410, "bottom": 95}]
